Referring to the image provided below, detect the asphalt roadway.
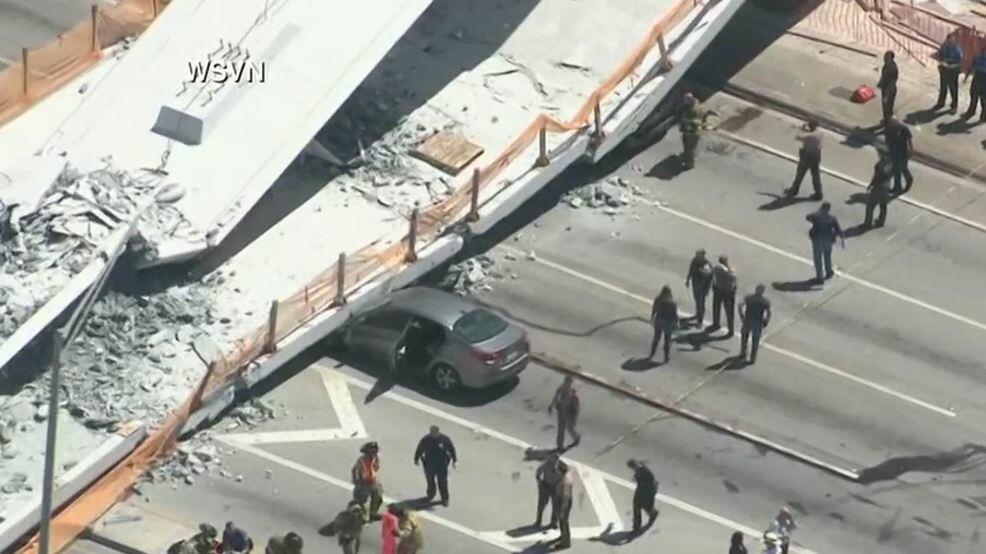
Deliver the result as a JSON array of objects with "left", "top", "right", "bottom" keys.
[
  {"left": 0, "top": 0, "right": 96, "bottom": 69},
  {"left": 100, "top": 93, "right": 986, "bottom": 554}
]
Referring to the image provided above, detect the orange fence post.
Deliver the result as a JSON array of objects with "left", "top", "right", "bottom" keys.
[
  {"left": 334, "top": 252, "right": 347, "bottom": 306},
  {"left": 466, "top": 168, "right": 480, "bottom": 222},
  {"left": 21, "top": 47, "right": 28, "bottom": 97},
  {"left": 657, "top": 34, "right": 673, "bottom": 71},
  {"left": 592, "top": 100, "right": 605, "bottom": 143},
  {"left": 265, "top": 300, "right": 279, "bottom": 353},
  {"left": 535, "top": 125, "right": 550, "bottom": 167},
  {"left": 406, "top": 206, "right": 419, "bottom": 263},
  {"left": 90, "top": 5, "right": 98, "bottom": 53}
]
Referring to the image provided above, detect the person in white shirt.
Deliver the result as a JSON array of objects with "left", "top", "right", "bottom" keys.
[
  {"left": 767, "top": 506, "right": 798, "bottom": 554},
  {"left": 785, "top": 119, "right": 824, "bottom": 200},
  {"left": 709, "top": 255, "right": 737, "bottom": 336}
]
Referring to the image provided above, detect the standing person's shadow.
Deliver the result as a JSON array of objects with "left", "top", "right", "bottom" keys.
[
  {"left": 621, "top": 357, "right": 662, "bottom": 371},
  {"left": 904, "top": 107, "right": 945, "bottom": 125},
  {"left": 936, "top": 118, "right": 977, "bottom": 135},
  {"left": 647, "top": 154, "right": 686, "bottom": 180},
  {"left": 843, "top": 223, "right": 873, "bottom": 238},
  {"left": 757, "top": 192, "right": 814, "bottom": 211}
]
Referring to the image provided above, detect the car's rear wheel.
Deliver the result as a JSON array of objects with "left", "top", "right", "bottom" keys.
[{"left": 431, "top": 363, "right": 461, "bottom": 392}]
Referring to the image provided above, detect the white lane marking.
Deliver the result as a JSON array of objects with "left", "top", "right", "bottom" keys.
[
  {"left": 763, "top": 343, "right": 954, "bottom": 417},
  {"left": 322, "top": 369, "right": 369, "bottom": 438},
  {"left": 221, "top": 428, "right": 358, "bottom": 445},
  {"left": 318, "top": 365, "right": 819, "bottom": 554},
  {"left": 480, "top": 527, "right": 609, "bottom": 543},
  {"left": 503, "top": 246, "right": 651, "bottom": 304},
  {"left": 220, "top": 370, "right": 371, "bottom": 445},
  {"left": 217, "top": 438, "right": 518, "bottom": 552},
  {"left": 716, "top": 129, "right": 986, "bottom": 234},
  {"left": 502, "top": 246, "right": 955, "bottom": 418},
  {"left": 579, "top": 465, "right": 624, "bottom": 531},
  {"left": 650, "top": 202, "right": 986, "bottom": 333},
  {"left": 481, "top": 467, "right": 624, "bottom": 544}
]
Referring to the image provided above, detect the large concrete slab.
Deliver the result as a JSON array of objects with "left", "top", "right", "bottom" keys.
[
  {"left": 38, "top": 0, "right": 437, "bottom": 264},
  {"left": 2, "top": 0, "right": 743, "bottom": 548}
]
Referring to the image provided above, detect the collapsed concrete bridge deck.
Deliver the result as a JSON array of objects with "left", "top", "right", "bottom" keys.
[{"left": 0, "top": 0, "right": 743, "bottom": 549}]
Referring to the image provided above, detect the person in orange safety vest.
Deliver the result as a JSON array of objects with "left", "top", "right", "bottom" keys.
[{"left": 351, "top": 441, "right": 383, "bottom": 521}]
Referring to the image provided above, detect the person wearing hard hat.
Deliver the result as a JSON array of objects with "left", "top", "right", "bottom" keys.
[
  {"left": 762, "top": 531, "right": 783, "bottom": 554},
  {"left": 677, "top": 91, "right": 715, "bottom": 170},
  {"left": 351, "top": 442, "right": 384, "bottom": 521}
]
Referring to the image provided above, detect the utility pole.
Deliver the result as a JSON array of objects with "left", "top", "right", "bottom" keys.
[{"left": 37, "top": 183, "right": 185, "bottom": 553}]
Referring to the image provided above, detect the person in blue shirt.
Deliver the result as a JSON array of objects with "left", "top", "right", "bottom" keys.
[
  {"left": 934, "top": 34, "right": 964, "bottom": 113},
  {"left": 805, "top": 202, "right": 845, "bottom": 284},
  {"left": 962, "top": 46, "right": 986, "bottom": 122}
]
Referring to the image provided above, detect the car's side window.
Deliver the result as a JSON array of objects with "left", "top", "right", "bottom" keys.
[{"left": 362, "top": 310, "right": 411, "bottom": 332}]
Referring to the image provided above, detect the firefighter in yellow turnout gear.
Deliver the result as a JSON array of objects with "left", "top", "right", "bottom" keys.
[
  {"left": 352, "top": 442, "right": 384, "bottom": 522},
  {"left": 678, "top": 92, "right": 717, "bottom": 170}
]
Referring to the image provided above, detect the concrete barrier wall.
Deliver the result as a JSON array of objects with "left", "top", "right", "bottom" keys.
[{"left": 0, "top": 424, "right": 146, "bottom": 552}]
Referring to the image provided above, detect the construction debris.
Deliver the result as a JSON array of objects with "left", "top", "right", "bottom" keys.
[
  {"left": 562, "top": 176, "right": 646, "bottom": 215},
  {"left": 0, "top": 164, "right": 194, "bottom": 343},
  {"left": 411, "top": 130, "right": 484, "bottom": 175}
]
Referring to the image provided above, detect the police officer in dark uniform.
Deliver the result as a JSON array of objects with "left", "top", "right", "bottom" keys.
[
  {"left": 649, "top": 286, "right": 678, "bottom": 363},
  {"left": 414, "top": 425, "right": 457, "bottom": 506},
  {"left": 739, "top": 285, "right": 771, "bottom": 365},
  {"left": 885, "top": 118, "right": 914, "bottom": 194},
  {"left": 684, "top": 249, "right": 713, "bottom": 326},
  {"left": 934, "top": 34, "right": 964, "bottom": 114},
  {"left": 627, "top": 459, "right": 659, "bottom": 534},
  {"left": 877, "top": 50, "right": 899, "bottom": 122},
  {"left": 963, "top": 46, "right": 986, "bottom": 122},
  {"left": 806, "top": 202, "right": 845, "bottom": 284},
  {"left": 864, "top": 159, "right": 892, "bottom": 228}
]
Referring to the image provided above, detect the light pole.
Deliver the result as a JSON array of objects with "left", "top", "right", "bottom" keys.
[{"left": 37, "top": 183, "right": 185, "bottom": 553}]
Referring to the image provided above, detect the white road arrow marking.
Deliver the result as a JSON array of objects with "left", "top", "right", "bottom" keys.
[
  {"left": 477, "top": 467, "right": 622, "bottom": 544},
  {"left": 222, "top": 369, "right": 367, "bottom": 447}
]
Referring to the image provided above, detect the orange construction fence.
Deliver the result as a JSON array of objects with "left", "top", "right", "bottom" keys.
[
  {"left": 0, "top": 0, "right": 168, "bottom": 129},
  {"left": 18, "top": 0, "right": 706, "bottom": 551}
]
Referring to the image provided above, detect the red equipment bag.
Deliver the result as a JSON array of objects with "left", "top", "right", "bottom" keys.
[{"left": 851, "top": 85, "right": 876, "bottom": 103}]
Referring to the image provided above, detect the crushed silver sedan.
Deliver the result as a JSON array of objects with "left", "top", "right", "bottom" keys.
[{"left": 337, "top": 287, "right": 529, "bottom": 392}]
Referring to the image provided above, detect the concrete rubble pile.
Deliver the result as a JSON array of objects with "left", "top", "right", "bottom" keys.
[
  {"left": 319, "top": 82, "right": 460, "bottom": 216},
  {"left": 0, "top": 269, "right": 237, "bottom": 514},
  {"left": 0, "top": 165, "right": 188, "bottom": 341},
  {"left": 562, "top": 176, "right": 647, "bottom": 216},
  {"left": 140, "top": 398, "right": 282, "bottom": 492},
  {"left": 443, "top": 253, "right": 521, "bottom": 296},
  {"left": 55, "top": 284, "right": 222, "bottom": 427}
]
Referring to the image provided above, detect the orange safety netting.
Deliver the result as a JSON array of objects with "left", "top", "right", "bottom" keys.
[
  {"left": 0, "top": 0, "right": 167, "bottom": 129},
  {"left": 18, "top": 0, "right": 703, "bottom": 551}
]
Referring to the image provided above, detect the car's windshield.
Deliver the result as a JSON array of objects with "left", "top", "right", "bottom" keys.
[{"left": 452, "top": 309, "right": 508, "bottom": 344}]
